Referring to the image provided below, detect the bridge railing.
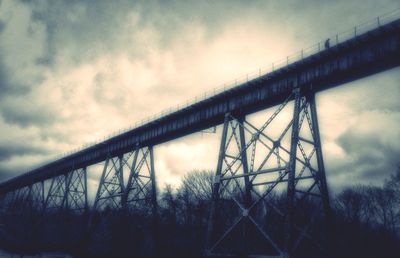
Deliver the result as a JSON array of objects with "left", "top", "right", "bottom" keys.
[{"left": 43, "top": 8, "right": 400, "bottom": 167}]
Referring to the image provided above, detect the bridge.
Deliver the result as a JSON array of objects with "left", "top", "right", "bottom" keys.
[{"left": 0, "top": 12, "right": 399, "bottom": 258}]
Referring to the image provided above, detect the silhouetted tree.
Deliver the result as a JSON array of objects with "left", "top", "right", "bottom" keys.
[
  {"left": 1, "top": 168, "right": 400, "bottom": 258},
  {"left": 336, "top": 186, "right": 368, "bottom": 225}
]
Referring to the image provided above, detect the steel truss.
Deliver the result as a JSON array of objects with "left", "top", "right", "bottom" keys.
[
  {"left": 13, "top": 186, "right": 31, "bottom": 209},
  {"left": 0, "top": 191, "right": 14, "bottom": 211},
  {"left": 94, "top": 154, "right": 126, "bottom": 210},
  {"left": 0, "top": 190, "right": 15, "bottom": 211},
  {"left": 29, "top": 181, "right": 45, "bottom": 210},
  {"left": 205, "top": 88, "right": 331, "bottom": 257},
  {"left": 94, "top": 146, "right": 158, "bottom": 214},
  {"left": 45, "top": 168, "right": 87, "bottom": 212},
  {"left": 0, "top": 180, "right": 44, "bottom": 212},
  {"left": 65, "top": 168, "right": 88, "bottom": 211},
  {"left": 124, "top": 146, "right": 158, "bottom": 216}
]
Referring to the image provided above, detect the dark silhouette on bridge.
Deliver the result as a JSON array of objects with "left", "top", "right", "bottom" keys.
[{"left": 0, "top": 11, "right": 399, "bottom": 258}]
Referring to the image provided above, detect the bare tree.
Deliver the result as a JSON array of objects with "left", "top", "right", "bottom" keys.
[
  {"left": 160, "top": 184, "right": 177, "bottom": 225},
  {"left": 336, "top": 186, "right": 369, "bottom": 224},
  {"left": 365, "top": 186, "right": 397, "bottom": 232},
  {"left": 175, "top": 170, "right": 213, "bottom": 227},
  {"left": 179, "top": 170, "right": 213, "bottom": 204}
]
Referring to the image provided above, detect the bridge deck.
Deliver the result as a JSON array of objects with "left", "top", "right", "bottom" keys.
[{"left": 0, "top": 19, "right": 399, "bottom": 194}]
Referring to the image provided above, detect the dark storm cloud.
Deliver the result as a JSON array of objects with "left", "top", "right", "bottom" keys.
[
  {"left": 0, "top": 54, "right": 31, "bottom": 98},
  {"left": 0, "top": 144, "right": 49, "bottom": 162},
  {"left": 16, "top": 0, "right": 399, "bottom": 70},
  {"left": 16, "top": 0, "right": 283, "bottom": 65},
  {"left": 13, "top": 0, "right": 288, "bottom": 67},
  {"left": 0, "top": 1, "right": 51, "bottom": 126},
  {"left": 0, "top": 102, "right": 56, "bottom": 127},
  {"left": 0, "top": 168, "right": 17, "bottom": 183},
  {"left": 0, "top": 19, "right": 5, "bottom": 33},
  {"left": 0, "top": 160, "right": 38, "bottom": 182},
  {"left": 19, "top": 0, "right": 139, "bottom": 66},
  {"left": 334, "top": 128, "right": 400, "bottom": 182}
]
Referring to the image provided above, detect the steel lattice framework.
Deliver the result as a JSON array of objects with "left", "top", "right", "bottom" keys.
[
  {"left": 124, "top": 146, "right": 158, "bottom": 216},
  {"left": 93, "top": 146, "right": 158, "bottom": 215},
  {"left": 94, "top": 155, "right": 126, "bottom": 210},
  {"left": 43, "top": 168, "right": 88, "bottom": 212},
  {"left": 65, "top": 168, "right": 88, "bottom": 211},
  {"left": 14, "top": 186, "right": 30, "bottom": 208},
  {"left": 45, "top": 174, "right": 68, "bottom": 210},
  {"left": 29, "top": 181, "right": 45, "bottom": 210},
  {"left": 0, "top": 15, "right": 399, "bottom": 258},
  {"left": 0, "top": 191, "right": 12, "bottom": 211},
  {"left": 205, "top": 88, "right": 331, "bottom": 257}
]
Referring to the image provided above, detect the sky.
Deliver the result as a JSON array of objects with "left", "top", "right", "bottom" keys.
[{"left": 0, "top": 0, "right": 399, "bottom": 200}]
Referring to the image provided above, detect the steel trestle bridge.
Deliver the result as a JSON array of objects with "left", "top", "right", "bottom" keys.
[{"left": 1, "top": 12, "right": 399, "bottom": 258}]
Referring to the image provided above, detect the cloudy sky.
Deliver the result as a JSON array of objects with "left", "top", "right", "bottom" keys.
[{"left": 0, "top": 0, "right": 399, "bottom": 199}]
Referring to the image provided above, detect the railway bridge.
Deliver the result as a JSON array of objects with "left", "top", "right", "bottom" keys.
[{"left": 1, "top": 12, "right": 399, "bottom": 258}]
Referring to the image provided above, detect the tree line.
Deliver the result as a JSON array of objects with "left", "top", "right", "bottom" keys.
[{"left": 0, "top": 168, "right": 399, "bottom": 258}]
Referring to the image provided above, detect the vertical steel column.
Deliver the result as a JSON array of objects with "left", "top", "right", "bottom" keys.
[
  {"left": 29, "top": 181, "right": 45, "bottom": 210},
  {"left": 94, "top": 157, "right": 110, "bottom": 209},
  {"left": 149, "top": 146, "right": 158, "bottom": 219},
  {"left": 285, "top": 87, "right": 301, "bottom": 256},
  {"left": 309, "top": 93, "right": 331, "bottom": 220},
  {"left": 238, "top": 115, "right": 252, "bottom": 207},
  {"left": 118, "top": 154, "right": 125, "bottom": 196},
  {"left": 83, "top": 167, "right": 88, "bottom": 211},
  {"left": 28, "top": 184, "right": 33, "bottom": 205},
  {"left": 205, "top": 113, "right": 230, "bottom": 254},
  {"left": 64, "top": 173, "right": 69, "bottom": 209},
  {"left": 123, "top": 145, "right": 139, "bottom": 207},
  {"left": 44, "top": 178, "right": 54, "bottom": 210},
  {"left": 41, "top": 181, "right": 45, "bottom": 208},
  {"left": 308, "top": 92, "right": 334, "bottom": 257},
  {"left": 149, "top": 145, "right": 159, "bottom": 258},
  {"left": 238, "top": 115, "right": 252, "bottom": 254}
]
